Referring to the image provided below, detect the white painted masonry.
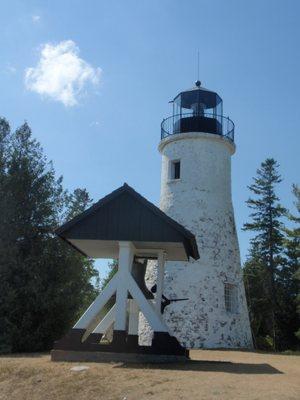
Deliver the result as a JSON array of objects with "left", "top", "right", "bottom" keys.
[{"left": 141, "top": 132, "right": 253, "bottom": 348}]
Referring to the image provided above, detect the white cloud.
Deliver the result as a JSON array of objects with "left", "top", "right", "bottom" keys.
[
  {"left": 25, "top": 40, "right": 101, "bottom": 106},
  {"left": 32, "top": 15, "right": 41, "bottom": 22}
]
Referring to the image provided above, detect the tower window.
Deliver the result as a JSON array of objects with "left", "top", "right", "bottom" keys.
[
  {"left": 224, "top": 283, "right": 238, "bottom": 313},
  {"left": 170, "top": 160, "right": 181, "bottom": 180}
]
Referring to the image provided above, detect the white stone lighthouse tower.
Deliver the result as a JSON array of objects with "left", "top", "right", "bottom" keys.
[{"left": 143, "top": 81, "right": 253, "bottom": 349}]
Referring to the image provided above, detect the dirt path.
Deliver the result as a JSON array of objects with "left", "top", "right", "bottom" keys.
[{"left": 0, "top": 350, "right": 299, "bottom": 400}]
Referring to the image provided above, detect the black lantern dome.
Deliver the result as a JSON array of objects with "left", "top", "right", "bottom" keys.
[{"left": 161, "top": 81, "right": 234, "bottom": 142}]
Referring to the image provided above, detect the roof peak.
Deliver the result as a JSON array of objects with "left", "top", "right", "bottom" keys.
[{"left": 55, "top": 183, "right": 200, "bottom": 261}]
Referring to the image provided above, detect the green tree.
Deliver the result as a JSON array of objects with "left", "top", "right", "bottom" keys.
[
  {"left": 284, "top": 185, "right": 300, "bottom": 341},
  {"left": 0, "top": 118, "right": 15, "bottom": 353},
  {"left": 244, "top": 244, "right": 270, "bottom": 349},
  {"left": 243, "top": 158, "right": 286, "bottom": 350},
  {"left": 0, "top": 118, "right": 99, "bottom": 353},
  {"left": 101, "top": 260, "right": 118, "bottom": 290}
]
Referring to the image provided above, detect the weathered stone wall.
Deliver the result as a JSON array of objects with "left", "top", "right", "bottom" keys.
[{"left": 140, "top": 132, "right": 253, "bottom": 349}]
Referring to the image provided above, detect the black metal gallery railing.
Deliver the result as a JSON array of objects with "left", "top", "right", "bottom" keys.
[{"left": 161, "top": 112, "right": 235, "bottom": 142}]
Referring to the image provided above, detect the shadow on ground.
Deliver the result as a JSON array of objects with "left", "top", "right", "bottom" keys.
[{"left": 114, "top": 360, "right": 283, "bottom": 374}]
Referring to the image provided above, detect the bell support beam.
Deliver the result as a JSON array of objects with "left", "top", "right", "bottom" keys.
[
  {"left": 155, "top": 250, "right": 166, "bottom": 313},
  {"left": 75, "top": 241, "right": 168, "bottom": 338},
  {"left": 74, "top": 272, "right": 118, "bottom": 331},
  {"left": 93, "top": 304, "right": 116, "bottom": 334},
  {"left": 114, "top": 241, "right": 135, "bottom": 331},
  {"left": 128, "top": 271, "right": 168, "bottom": 332}
]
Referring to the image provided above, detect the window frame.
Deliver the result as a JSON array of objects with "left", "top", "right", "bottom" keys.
[
  {"left": 224, "top": 282, "right": 238, "bottom": 314},
  {"left": 169, "top": 159, "right": 181, "bottom": 181}
]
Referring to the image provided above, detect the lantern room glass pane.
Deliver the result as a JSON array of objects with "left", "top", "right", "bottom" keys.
[{"left": 173, "top": 89, "right": 223, "bottom": 118}]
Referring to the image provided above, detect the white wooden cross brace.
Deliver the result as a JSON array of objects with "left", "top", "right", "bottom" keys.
[
  {"left": 73, "top": 241, "right": 168, "bottom": 337},
  {"left": 74, "top": 272, "right": 118, "bottom": 332},
  {"left": 93, "top": 304, "right": 115, "bottom": 334}
]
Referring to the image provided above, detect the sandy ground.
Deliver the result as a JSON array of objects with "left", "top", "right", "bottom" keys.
[{"left": 0, "top": 350, "right": 299, "bottom": 400}]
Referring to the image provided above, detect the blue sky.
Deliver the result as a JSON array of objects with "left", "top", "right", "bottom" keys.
[{"left": 1, "top": 0, "right": 299, "bottom": 277}]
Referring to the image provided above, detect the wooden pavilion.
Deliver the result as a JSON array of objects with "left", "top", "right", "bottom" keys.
[{"left": 51, "top": 183, "right": 199, "bottom": 362}]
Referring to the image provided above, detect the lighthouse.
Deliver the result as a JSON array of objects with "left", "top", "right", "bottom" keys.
[{"left": 141, "top": 81, "right": 253, "bottom": 349}]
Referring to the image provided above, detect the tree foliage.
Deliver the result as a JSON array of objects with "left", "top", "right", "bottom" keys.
[
  {"left": 243, "top": 159, "right": 299, "bottom": 350},
  {"left": 0, "top": 116, "right": 298, "bottom": 353},
  {"left": 100, "top": 260, "right": 118, "bottom": 291},
  {"left": 0, "top": 118, "right": 99, "bottom": 353},
  {"left": 284, "top": 185, "right": 300, "bottom": 340}
]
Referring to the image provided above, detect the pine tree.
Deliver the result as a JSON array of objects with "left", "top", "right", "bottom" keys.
[
  {"left": 243, "top": 158, "right": 286, "bottom": 350},
  {"left": 284, "top": 185, "right": 300, "bottom": 342},
  {"left": 0, "top": 119, "right": 99, "bottom": 352},
  {"left": 0, "top": 118, "right": 15, "bottom": 353},
  {"left": 244, "top": 244, "right": 271, "bottom": 349},
  {"left": 101, "top": 260, "right": 118, "bottom": 290}
]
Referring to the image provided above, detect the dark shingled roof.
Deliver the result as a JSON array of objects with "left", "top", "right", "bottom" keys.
[{"left": 56, "top": 183, "right": 199, "bottom": 260}]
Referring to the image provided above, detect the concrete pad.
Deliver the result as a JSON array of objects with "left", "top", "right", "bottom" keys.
[{"left": 51, "top": 349, "right": 189, "bottom": 364}]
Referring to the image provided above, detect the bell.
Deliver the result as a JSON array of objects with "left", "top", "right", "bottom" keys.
[{"left": 128, "top": 258, "right": 154, "bottom": 299}]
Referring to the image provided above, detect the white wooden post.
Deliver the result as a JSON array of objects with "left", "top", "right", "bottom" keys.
[
  {"left": 74, "top": 273, "right": 118, "bottom": 330},
  {"left": 93, "top": 304, "right": 116, "bottom": 334},
  {"left": 114, "top": 241, "right": 135, "bottom": 331},
  {"left": 128, "top": 300, "right": 139, "bottom": 335},
  {"left": 128, "top": 274, "right": 168, "bottom": 332},
  {"left": 155, "top": 251, "right": 165, "bottom": 313}
]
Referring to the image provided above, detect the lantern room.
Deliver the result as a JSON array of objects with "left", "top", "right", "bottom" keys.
[
  {"left": 173, "top": 80, "right": 223, "bottom": 118},
  {"left": 161, "top": 80, "right": 234, "bottom": 142}
]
